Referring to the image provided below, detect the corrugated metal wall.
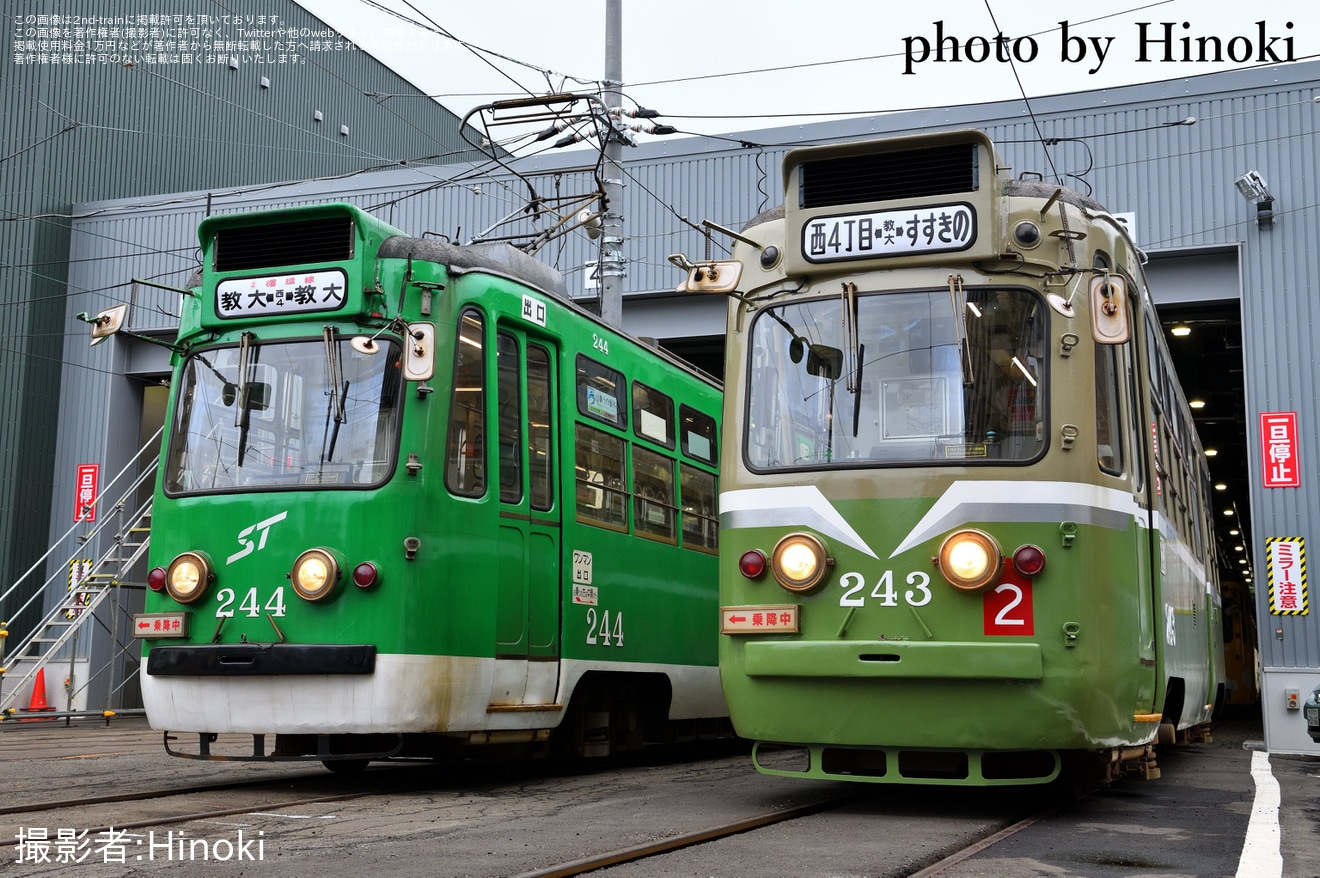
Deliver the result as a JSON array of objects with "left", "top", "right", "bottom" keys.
[
  {"left": 1, "top": 0, "right": 486, "bottom": 640},
  {"left": 52, "top": 57, "right": 1320, "bottom": 747}
]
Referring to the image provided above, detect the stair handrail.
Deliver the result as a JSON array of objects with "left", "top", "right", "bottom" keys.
[
  {"left": 0, "top": 495, "right": 153, "bottom": 716},
  {"left": 0, "top": 427, "right": 161, "bottom": 622},
  {"left": 1, "top": 491, "right": 153, "bottom": 669}
]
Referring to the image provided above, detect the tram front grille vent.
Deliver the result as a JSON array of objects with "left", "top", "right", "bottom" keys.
[
  {"left": 799, "top": 143, "right": 979, "bottom": 209},
  {"left": 213, "top": 216, "right": 355, "bottom": 272}
]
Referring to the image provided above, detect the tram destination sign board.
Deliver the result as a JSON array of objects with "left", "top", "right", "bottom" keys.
[
  {"left": 216, "top": 268, "right": 348, "bottom": 319},
  {"left": 800, "top": 203, "right": 976, "bottom": 264}
]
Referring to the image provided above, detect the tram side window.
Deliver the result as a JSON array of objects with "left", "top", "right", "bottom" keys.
[
  {"left": 633, "top": 446, "right": 676, "bottom": 543},
  {"left": 528, "top": 344, "right": 553, "bottom": 512},
  {"left": 1150, "top": 405, "right": 1171, "bottom": 519},
  {"left": 1145, "top": 315, "right": 1167, "bottom": 413},
  {"left": 680, "top": 405, "right": 718, "bottom": 465},
  {"left": 575, "top": 423, "right": 627, "bottom": 531},
  {"left": 680, "top": 464, "right": 718, "bottom": 553},
  {"left": 445, "top": 309, "right": 486, "bottom": 498},
  {"left": 1189, "top": 463, "right": 1206, "bottom": 560},
  {"left": 496, "top": 333, "right": 522, "bottom": 504},
  {"left": 633, "top": 381, "right": 675, "bottom": 449},
  {"left": 1095, "top": 342, "right": 1125, "bottom": 476},
  {"left": 577, "top": 355, "right": 626, "bottom": 429},
  {"left": 1125, "top": 323, "right": 1145, "bottom": 494},
  {"left": 1165, "top": 400, "right": 1189, "bottom": 540}
]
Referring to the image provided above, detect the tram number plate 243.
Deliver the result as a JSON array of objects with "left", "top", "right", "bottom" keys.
[{"left": 837, "top": 568, "right": 1035, "bottom": 635}]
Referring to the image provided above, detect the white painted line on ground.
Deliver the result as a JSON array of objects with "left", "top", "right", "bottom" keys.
[{"left": 1236, "top": 750, "right": 1283, "bottom": 878}]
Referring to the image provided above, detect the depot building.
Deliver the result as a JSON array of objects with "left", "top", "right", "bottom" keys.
[{"left": 17, "top": 51, "right": 1320, "bottom": 754}]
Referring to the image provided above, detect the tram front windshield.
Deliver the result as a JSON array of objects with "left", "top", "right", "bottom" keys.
[
  {"left": 164, "top": 337, "right": 403, "bottom": 494},
  {"left": 745, "top": 288, "right": 1046, "bottom": 468}
]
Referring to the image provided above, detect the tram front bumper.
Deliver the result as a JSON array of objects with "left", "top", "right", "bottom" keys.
[
  {"left": 740, "top": 640, "right": 1042, "bottom": 680},
  {"left": 146, "top": 643, "right": 377, "bottom": 676}
]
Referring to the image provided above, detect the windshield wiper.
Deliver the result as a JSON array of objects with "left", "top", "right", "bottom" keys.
[
  {"left": 234, "top": 332, "right": 254, "bottom": 467},
  {"left": 321, "top": 327, "right": 348, "bottom": 464},
  {"left": 852, "top": 343, "right": 865, "bottom": 439},
  {"left": 948, "top": 274, "right": 975, "bottom": 387}
]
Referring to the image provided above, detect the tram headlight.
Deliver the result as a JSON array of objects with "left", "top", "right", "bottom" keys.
[
  {"left": 165, "top": 552, "right": 213, "bottom": 604},
  {"left": 936, "top": 529, "right": 1003, "bottom": 591},
  {"left": 291, "top": 548, "right": 342, "bottom": 601},
  {"left": 770, "top": 533, "right": 831, "bottom": 594},
  {"left": 1013, "top": 220, "right": 1042, "bottom": 249}
]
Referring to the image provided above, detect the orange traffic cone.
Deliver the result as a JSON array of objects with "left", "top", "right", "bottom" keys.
[{"left": 21, "top": 668, "right": 56, "bottom": 721}]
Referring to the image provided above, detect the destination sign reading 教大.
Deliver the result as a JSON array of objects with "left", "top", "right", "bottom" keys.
[
  {"left": 801, "top": 203, "right": 976, "bottom": 263},
  {"left": 216, "top": 269, "right": 348, "bottom": 318}
]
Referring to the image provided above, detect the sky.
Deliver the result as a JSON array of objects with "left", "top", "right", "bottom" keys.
[{"left": 291, "top": 0, "right": 1318, "bottom": 143}]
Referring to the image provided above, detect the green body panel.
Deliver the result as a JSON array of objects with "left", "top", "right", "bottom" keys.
[
  {"left": 711, "top": 132, "right": 1225, "bottom": 782},
  {"left": 720, "top": 501, "right": 1165, "bottom": 751},
  {"left": 742, "top": 640, "right": 1044, "bottom": 680},
  {"left": 141, "top": 203, "right": 722, "bottom": 738}
]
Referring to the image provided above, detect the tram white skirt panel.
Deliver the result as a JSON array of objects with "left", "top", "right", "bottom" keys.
[{"left": 141, "top": 654, "right": 723, "bottom": 733}]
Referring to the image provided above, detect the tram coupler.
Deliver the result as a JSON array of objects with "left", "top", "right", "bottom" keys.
[{"left": 1118, "top": 745, "right": 1161, "bottom": 781}]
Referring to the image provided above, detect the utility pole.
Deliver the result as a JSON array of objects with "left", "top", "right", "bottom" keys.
[{"left": 599, "top": 0, "right": 625, "bottom": 328}]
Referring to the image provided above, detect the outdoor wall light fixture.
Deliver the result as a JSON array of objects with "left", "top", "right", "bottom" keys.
[{"left": 1235, "top": 170, "right": 1275, "bottom": 228}]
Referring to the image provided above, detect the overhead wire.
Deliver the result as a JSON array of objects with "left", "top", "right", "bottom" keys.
[
  {"left": 3, "top": 1, "right": 1315, "bottom": 316},
  {"left": 368, "top": 0, "right": 594, "bottom": 92},
  {"left": 626, "top": 2, "right": 1178, "bottom": 94},
  {"left": 0, "top": 0, "right": 528, "bottom": 231},
  {"left": 980, "top": 0, "right": 1059, "bottom": 185}
]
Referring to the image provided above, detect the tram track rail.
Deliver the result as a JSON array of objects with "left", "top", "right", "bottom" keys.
[
  {"left": 0, "top": 789, "right": 384, "bottom": 849},
  {"left": 510, "top": 794, "right": 1067, "bottom": 878},
  {"left": 511, "top": 795, "right": 861, "bottom": 878},
  {"left": 0, "top": 763, "right": 433, "bottom": 847},
  {"left": 0, "top": 771, "right": 322, "bottom": 820},
  {"left": 3, "top": 769, "right": 1061, "bottom": 876},
  {"left": 1, "top": 728, "right": 1098, "bottom": 875},
  {"left": 1, "top": 719, "right": 1260, "bottom": 875}
]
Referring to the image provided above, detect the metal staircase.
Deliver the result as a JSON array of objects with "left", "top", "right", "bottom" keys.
[{"left": 0, "top": 433, "right": 159, "bottom": 722}]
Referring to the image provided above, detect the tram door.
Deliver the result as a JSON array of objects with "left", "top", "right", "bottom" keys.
[
  {"left": 491, "top": 329, "right": 561, "bottom": 707},
  {"left": 1130, "top": 313, "right": 1160, "bottom": 716}
]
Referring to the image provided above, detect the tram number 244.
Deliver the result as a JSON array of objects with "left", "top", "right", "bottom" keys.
[
  {"left": 584, "top": 608, "right": 624, "bottom": 647},
  {"left": 215, "top": 587, "right": 286, "bottom": 618}
]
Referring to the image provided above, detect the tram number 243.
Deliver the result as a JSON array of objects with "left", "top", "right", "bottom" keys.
[{"left": 837, "top": 569, "right": 1034, "bottom": 635}]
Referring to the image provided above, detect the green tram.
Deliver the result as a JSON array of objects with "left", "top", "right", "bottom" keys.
[
  {"left": 674, "top": 130, "right": 1225, "bottom": 785},
  {"left": 103, "top": 202, "right": 725, "bottom": 768}
]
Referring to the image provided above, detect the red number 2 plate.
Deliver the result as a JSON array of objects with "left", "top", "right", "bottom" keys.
[{"left": 984, "top": 571, "right": 1034, "bottom": 636}]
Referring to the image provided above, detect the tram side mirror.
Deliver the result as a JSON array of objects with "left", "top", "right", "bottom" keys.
[
  {"left": 1090, "top": 275, "right": 1130, "bottom": 344},
  {"left": 79, "top": 304, "right": 130, "bottom": 346},
  {"left": 403, "top": 323, "right": 436, "bottom": 382},
  {"left": 806, "top": 344, "right": 843, "bottom": 380},
  {"left": 668, "top": 254, "right": 743, "bottom": 294}
]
